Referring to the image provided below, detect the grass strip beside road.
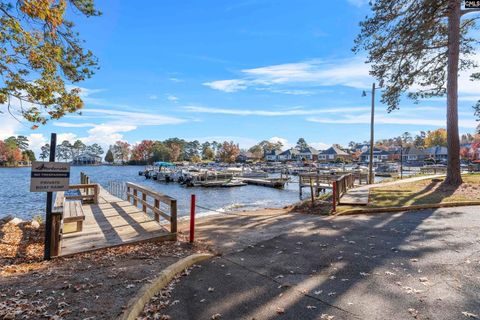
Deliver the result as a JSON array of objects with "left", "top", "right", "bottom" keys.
[{"left": 335, "top": 173, "right": 480, "bottom": 214}]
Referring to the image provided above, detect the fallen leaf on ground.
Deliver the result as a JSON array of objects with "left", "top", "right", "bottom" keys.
[{"left": 462, "top": 311, "right": 479, "bottom": 319}]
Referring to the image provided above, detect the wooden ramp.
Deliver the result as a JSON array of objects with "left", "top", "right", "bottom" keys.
[{"left": 60, "top": 187, "right": 174, "bottom": 256}]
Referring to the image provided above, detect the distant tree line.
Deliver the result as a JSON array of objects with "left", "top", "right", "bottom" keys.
[
  {"left": 39, "top": 140, "right": 104, "bottom": 162},
  {"left": 347, "top": 127, "right": 480, "bottom": 151},
  {"left": 0, "top": 136, "right": 35, "bottom": 166},
  {"left": 106, "top": 139, "right": 241, "bottom": 164}
]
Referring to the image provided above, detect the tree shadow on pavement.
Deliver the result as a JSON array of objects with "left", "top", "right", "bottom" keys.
[{"left": 165, "top": 207, "right": 479, "bottom": 320}]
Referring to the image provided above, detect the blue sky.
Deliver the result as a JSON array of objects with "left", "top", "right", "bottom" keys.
[{"left": 2, "top": 0, "right": 480, "bottom": 154}]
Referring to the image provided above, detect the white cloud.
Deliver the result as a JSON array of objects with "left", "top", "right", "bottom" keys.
[
  {"left": 307, "top": 113, "right": 478, "bottom": 128},
  {"left": 57, "top": 133, "right": 78, "bottom": 143},
  {"left": 167, "top": 95, "right": 179, "bottom": 102},
  {"left": 183, "top": 105, "right": 368, "bottom": 116},
  {"left": 256, "top": 88, "right": 314, "bottom": 95},
  {"left": 310, "top": 142, "right": 330, "bottom": 150},
  {"left": 203, "top": 79, "right": 249, "bottom": 92},
  {"left": 169, "top": 77, "right": 183, "bottom": 83},
  {"left": 148, "top": 94, "right": 158, "bottom": 100},
  {"left": 0, "top": 115, "right": 22, "bottom": 139},
  {"left": 53, "top": 122, "right": 96, "bottom": 128},
  {"left": 26, "top": 133, "right": 47, "bottom": 154},
  {"left": 81, "top": 124, "right": 137, "bottom": 147},
  {"left": 83, "top": 108, "right": 187, "bottom": 126},
  {"left": 268, "top": 136, "right": 291, "bottom": 148},
  {"left": 204, "top": 57, "right": 372, "bottom": 93}
]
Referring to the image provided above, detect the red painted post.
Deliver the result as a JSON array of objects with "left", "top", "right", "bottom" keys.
[
  {"left": 190, "top": 194, "right": 196, "bottom": 243},
  {"left": 332, "top": 181, "right": 337, "bottom": 213}
]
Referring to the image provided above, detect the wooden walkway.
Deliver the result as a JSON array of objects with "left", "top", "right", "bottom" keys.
[{"left": 60, "top": 187, "right": 173, "bottom": 256}]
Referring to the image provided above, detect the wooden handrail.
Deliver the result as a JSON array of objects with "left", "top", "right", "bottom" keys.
[
  {"left": 332, "top": 174, "right": 355, "bottom": 206},
  {"left": 125, "top": 182, "right": 177, "bottom": 235}
]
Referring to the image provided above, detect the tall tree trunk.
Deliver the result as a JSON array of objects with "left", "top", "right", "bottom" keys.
[{"left": 445, "top": 0, "right": 463, "bottom": 186}]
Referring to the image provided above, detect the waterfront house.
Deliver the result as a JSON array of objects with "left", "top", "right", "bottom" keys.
[
  {"left": 278, "top": 148, "right": 300, "bottom": 162},
  {"left": 360, "top": 148, "right": 390, "bottom": 163},
  {"left": 298, "top": 146, "right": 319, "bottom": 161},
  {"left": 402, "top": 147, "right": 426, "bottom": 163},
  {"left": 318, "top": 145, "right": 350, "bottom": 162},
  {"left": 424, "top": 146, "right": 448, "bottom": 162},
  {"left": 72, "top": 152, "right": 102, "bottom": 165},
  {"left": 236, "top": 151, "right": 255, "bottom": 163},
  {"left": 264, "top": 149, "right": 281, "bottom": 162}
]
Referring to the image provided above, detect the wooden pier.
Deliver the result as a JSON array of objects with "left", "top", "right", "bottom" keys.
[
  {"left": 49, "top": 175, "right": 177, "bottom": 257},
  {"left": 298, "top": 172, "right": 363, "bottom": 198},
  {"left": 240, "top": 177, "right": 288, "bottom": 189}
]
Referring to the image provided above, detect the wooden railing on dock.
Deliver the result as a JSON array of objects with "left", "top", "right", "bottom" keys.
[
  {"left": 50, "top": 173, "right": 99, "bottom": 257},
  {"left": 126, "top": 182, "right": 177, "bottom": 235},
  {"left": 298, "top": 173, "right": 337, "bottom": 197},
  {"left": 332, "top": 174, "right": 355, "bottom": 206}
]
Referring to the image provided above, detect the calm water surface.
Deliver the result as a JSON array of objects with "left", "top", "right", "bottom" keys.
[{"left": 0, "top": 165, "right": 302, "bottom": 220}]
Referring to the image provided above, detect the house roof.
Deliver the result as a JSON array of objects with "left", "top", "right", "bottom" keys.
[
  {"left": 404, "top": 147, "right": 426, "bottom": 156},
  {"left": 320, "top": 146, "right": 349, "bottom": 156},
  {"left": 360, "top": 148, "right": 390, "bottom": 156},
  {"left": 299, "top": 146, "right": 319, "bottom": 154},
  {"left": 265, "top": 149, "right": 281, "bottom": 156},
  {"left": 425, "top": 146, "right": 448, "bottom": 155},
  {"left": 279, "top": 148, "right": 299, "bottom": 156}
]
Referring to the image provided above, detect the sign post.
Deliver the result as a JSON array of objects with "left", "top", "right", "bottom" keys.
[{"left": 30, "top": 133, "right": 70, "bottom": 260}]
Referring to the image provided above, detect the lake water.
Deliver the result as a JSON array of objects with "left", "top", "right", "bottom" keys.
[{"left": 0, "top": 165, "right": 303, "bottom": 220}]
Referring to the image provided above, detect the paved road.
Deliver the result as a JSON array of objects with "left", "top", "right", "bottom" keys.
[{"left": 166, "top": 207, "right": 480, "bottom": 319}]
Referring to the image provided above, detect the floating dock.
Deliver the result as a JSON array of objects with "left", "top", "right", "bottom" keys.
[{"left": 240, "top": 177, "right": 288, "bottom": 189}]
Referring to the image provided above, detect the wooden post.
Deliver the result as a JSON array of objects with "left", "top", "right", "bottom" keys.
[
  {"left": 299, "top": 175, "right": 303, "bottom": 198},
  {"left": 142, "top": 192, "right": 147, "bottom": 212},
  {"left": 93, "top": 184, "right": 99, "bottom": 204},
  {"left": 154, "top": 199, "right": 160, "bottom": 221},
  {"left": 309, "top": 178, "right": 315, "bottom": 206},
  {"left": 127, "top": 186, "right": 131, "bottom": 202},
  {"left": 332, "top": 181, "right": 337, "bottom": 213},
  {"left": 133, "top": 189, "right": 138, "bottom": 206},
  {"left": 50, "top": 212, "right": 62, "bottom": 257},
  {"left": 170, "top": 199, "right": 177, "bottom": 235},
  {"left": 44, "top": 133, "right": 57, "bottom": 260},
  {"left": 190, "top": 194, "right": 196, "bottom": 243}
]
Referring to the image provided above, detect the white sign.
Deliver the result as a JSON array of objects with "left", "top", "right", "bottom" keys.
[{"left": 30, "top": 161, "right": 70, "bottom": 192}]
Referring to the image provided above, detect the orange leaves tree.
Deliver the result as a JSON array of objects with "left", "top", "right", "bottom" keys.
[
  {"left": 218, "top": 141, "right": 240, "bottom": 164},
  {"left": 0, "top": 0, "right": 100, "bottom": 127},
  {"left": 131, "top": 140, "right": 155, "bottom": 163}
]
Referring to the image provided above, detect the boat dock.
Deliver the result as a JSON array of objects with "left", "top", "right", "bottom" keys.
[
  {"left": 48, "top": 174, "right": 177, "bottom": 257},
  {"left": 240, "top": 177, "right": 289, "bottom": 189}
]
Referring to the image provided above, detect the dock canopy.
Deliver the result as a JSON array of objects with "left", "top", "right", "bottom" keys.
[{"left": 154, "top": 161, "right": 176, "bottom": 167}]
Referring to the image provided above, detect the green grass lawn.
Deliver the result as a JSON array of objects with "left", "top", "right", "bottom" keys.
[{"left": 366, "top": 174, "right": 480, "bottom": 208}]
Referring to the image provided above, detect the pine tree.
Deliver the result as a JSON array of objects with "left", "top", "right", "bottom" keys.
[
  {"left": 354, "top": 0, "right": 480, "bottom": 186},
  {"left": 105, "top": 149, "right": 114, "bottom": 164}
]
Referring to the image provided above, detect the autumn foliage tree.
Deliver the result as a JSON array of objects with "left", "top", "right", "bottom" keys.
[
  {"left": 0, "top": 0, "right": 100, "bottom": 127},
  {"left": 354, "top": 0, "right": 480, "bottom": 185},
  {"left": 424, "top": 129, "right": 448, "bottom": 148},
  {"left": 131, "top": 140, "right": 155, "bottom": 163},
  {"left": 112, "top": 140, "right": 130, "bottom": 164},
  {"left": 218, "top": 141, "right": 240, "bottom": 163}
]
